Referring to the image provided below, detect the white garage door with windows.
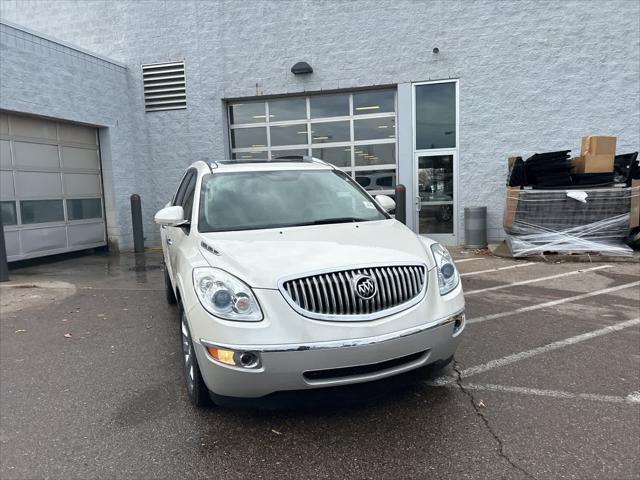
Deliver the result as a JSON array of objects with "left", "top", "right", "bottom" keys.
[
  {"left": 227, "top": 89, "right": 397, "bottom": 199},
  {"left": 0, "top": 112, "right": 106, "bottom": 261}
]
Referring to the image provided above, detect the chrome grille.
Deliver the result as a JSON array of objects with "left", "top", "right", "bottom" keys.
[{"left": 281, "top": 265, "right": 427, "bottom": 320}]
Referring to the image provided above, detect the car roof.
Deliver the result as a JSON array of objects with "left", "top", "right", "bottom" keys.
[{"left": 189, "top": 157, "right": 335, "bottom": 174}]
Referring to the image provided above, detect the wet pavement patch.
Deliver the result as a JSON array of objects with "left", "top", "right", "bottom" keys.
[{"left": 128, "top": 264, "right": 162, "bottom": 272}]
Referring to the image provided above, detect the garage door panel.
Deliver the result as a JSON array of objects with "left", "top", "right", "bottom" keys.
[
  {"left": 0, "top": 140, "right": 11, "bottom": 168},
  {"left": 15, "top": 171, "right": 62, "bottom": 197},
  {"left": 3, "top": 230, "right": 20, "bottom": 258},
  {"left": 63, "top": 173, "right": 101, "bottom": 196},
  {"left": 2, "top": 113, "right": 105, "bottom": 260},
  {"left": 1, "top": 170, "right": 15, "bottom": 198},
  {"left": 62, "top": 146, "right": 99, "bottom": 170},
  {"left": 20, "top": 226, "right": 67, "bottom": 253},
  {"left": 68, "top": 222, "right": 105, "bottom": 246},
  {"left": 10, "top": 115, "right": 57, "bottom": 140},
  {"left": 59, "top": 123, "right": 97, "bottom": 146},
  {"left": 13, "top": 142, "right": 60, "bottom": 169},
  {"left": 20, "top": 199, "right": 64, "bottom": 224}
]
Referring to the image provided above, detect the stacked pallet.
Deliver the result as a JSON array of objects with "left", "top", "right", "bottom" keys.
[{"left": 503, "top": 136, "right": 640, "bottom": 257}]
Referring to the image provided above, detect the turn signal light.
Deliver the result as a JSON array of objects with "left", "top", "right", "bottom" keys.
[{"left": 206, "top": 347, "right": 235, "bottom": 365}]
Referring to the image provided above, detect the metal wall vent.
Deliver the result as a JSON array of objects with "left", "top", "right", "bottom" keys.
[{"left": 142, "top": 61, "right": 186, "bottom": 112}]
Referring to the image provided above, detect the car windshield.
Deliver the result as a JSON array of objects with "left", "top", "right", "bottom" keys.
[{"left": 198, "top": 169, "right": 389, "bottom": 232}]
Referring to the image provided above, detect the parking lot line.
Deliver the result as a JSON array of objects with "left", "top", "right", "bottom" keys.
[
  {"left": 460, "top": 262, "right": 536, "bottom": 277},
  {"left": 460, "top": 383, "right": 640, "bottom": 405},
  {"left": 454, "top": 258, "right": 486, "bottom": 263},
  {"left": 428, "top": 317, "right": 640, "bottom": 387},
  {"left": 465, "top": 264, "right": 612, "bottom": 295},
  {"left": 467, "top": 280, "right": 640, "bottom": 325}
]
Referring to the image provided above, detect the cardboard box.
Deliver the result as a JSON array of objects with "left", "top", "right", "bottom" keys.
[
  {"left": 574, "top": 135, "right": 616, "bottom": 173},
  {"left": 503, "top": 186, "right": 521, "bottom": 230}
]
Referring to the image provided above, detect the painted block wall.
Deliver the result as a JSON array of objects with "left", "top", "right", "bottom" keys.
[
  {"left": 1, "top": 0, "right": 639, "bottom": 248},
  {"left": 0, "top": 21, "right": 133, "bottom": 250}
]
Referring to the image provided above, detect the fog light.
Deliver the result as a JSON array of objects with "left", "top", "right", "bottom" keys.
[
  {"left": 453, "top": 312, "right": 465, "bottom": 336},
  {"left": 206, "top": 346, "right": 261, "bottom": 369},
  {"left": 207, "top": 347, "right": 236, "bottom": 365},
  {"left": 239, "top": 352, "right": 259, "bottom": 368}
]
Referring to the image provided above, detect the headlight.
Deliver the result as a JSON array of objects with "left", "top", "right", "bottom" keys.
[
  {"left": 193, "top": 267, "right": 263, "bottom": 321},
  {"left": 430, "top": 243, "right": 459, "bottom": 295}
]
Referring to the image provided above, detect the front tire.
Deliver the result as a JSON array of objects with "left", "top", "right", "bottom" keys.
[{"left": 180, "top": 310, "right": 211, "bottom": 407}]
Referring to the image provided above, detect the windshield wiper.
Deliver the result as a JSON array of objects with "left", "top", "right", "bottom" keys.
[{"left": 310, "top": 217, "right": 369, "bottom": 225}]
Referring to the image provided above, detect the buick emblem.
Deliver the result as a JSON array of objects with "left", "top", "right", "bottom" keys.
[{"left": 353, "top": 274, "right": 377, "bottom": 300}]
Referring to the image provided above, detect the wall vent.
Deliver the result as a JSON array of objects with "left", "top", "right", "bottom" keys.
[{"left": 142, "top": 61, "right": 186, "bottom": 112}]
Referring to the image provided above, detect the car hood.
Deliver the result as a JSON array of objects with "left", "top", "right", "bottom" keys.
[{"left": 198, "top": 219, "right": 435, "bottom": 289}]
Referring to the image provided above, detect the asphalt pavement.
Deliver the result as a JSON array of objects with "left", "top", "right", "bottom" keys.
[{"left": 0, "top": 249, "right": 638, "bottom": 479}]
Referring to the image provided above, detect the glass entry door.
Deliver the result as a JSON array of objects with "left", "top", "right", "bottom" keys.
[
  {"left": 412, "top": 79, "right": 458, "bottom": 244},
  {"left": 415, "top": 152, "right": 457, "bottom": 243}
]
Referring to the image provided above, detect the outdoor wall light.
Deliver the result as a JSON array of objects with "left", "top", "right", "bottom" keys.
[
  {"left": 432, "top": 47, "right": 439, "bottom": 54},
  {"left": 291, "top": 61, "right": 313, "bottom": 75}
]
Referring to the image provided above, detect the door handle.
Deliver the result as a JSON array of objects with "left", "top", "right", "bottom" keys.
[
  {"left": 166, "top": 238, "right": 173, "bottom": 246},
  {"left": 416, "top": 196, "right": 422, "bottom": 212}
]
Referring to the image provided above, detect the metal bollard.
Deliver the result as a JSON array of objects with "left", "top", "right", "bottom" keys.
[
  {"left": 395, "top": 184, "right": 407, "bottom": 225},
  {"left": 464, "top": 206, "right": 488, "bottom": 249},
  {"left": 0, "top": 215, "right": 9, "bottom": 282},
  {"left": 130, "top": 194, "right": 144, "bottom": 253}
]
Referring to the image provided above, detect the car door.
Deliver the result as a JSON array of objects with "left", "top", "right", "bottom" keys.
[
  {"left": 167, "top": 169, "right": 197, "bottom": 287},
  {"left": 164, "top": 169, "right": 196, "bottom": 284}
]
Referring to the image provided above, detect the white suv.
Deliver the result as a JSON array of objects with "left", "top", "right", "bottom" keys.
[{"left": 155, "top": 158, "right": 465, "bottom": 406}]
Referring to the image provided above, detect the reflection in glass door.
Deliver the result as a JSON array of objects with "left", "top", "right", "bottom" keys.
[{"left": 415, "top": 153, "right": 456, "bottom": 243}]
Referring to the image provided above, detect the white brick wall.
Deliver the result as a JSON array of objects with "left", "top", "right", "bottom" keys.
[{"left": 1, "top": 0, "right": 638, "bottom": 248}]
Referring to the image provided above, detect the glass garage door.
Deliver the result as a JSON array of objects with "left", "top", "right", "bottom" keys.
[
  {"left": 227, "top": 89, "right": 397, "bottom": 198},
  {"left": 0, "top": 112, "right": 106, "bottom": 261}
]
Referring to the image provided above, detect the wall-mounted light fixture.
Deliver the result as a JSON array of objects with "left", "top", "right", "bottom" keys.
[{"left": 291, "top": 61, "right": 313, "bottom": 75}]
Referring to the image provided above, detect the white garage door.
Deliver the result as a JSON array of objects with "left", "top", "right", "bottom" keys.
[{"left": 0, "top": 112, "right": 106, "bottom": 261}]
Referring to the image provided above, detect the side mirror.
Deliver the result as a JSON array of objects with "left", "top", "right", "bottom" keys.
[
  {"left": 154, "top": 205, "right": 187, "bottom": 226},
  {"left": 375, "top": 194, "right": 396, "bottom": 212}
]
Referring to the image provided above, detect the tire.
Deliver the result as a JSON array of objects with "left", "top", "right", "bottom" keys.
[
  {"left": 180, "top": 309, "right": 211, "bottom": 407},
  {"left": 164, "top": 266, "right": 177, "bottom": 305}
]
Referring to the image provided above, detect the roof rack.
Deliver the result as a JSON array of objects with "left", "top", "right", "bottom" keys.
[{"left": 210, "top": 156, "right": 333, "bottom": 169}]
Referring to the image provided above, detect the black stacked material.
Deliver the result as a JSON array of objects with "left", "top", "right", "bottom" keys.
[
  {"left": 504, "top": 187, "right": 634, "bottom": 256},
  {"left": 571, "top": 172, "right": 615, "bottom": 187},
  {"left": 614, "top": 152, "right": 639, "bottom": 184},
  {"left": 523, "top": 150, "right": 573, "bottom": 188},
  {"left": 507, "top": 156, "right": 526, "bottom": 187}
]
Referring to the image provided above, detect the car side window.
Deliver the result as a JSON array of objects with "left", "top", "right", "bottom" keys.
[{"left": 173, "top": 170, "right": 196, "bottom": 207}]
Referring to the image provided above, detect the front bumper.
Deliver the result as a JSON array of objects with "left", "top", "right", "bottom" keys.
[{"left": 193, "top": 310, "right": 464, "bottom": 398}]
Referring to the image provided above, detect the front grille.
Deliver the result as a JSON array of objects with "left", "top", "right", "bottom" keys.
[
  {"left": 303, "top": 350, "right": 427, "bottom": 381},
  {"left": 281, "top": 265, "right": 427, "bottom": 319}
]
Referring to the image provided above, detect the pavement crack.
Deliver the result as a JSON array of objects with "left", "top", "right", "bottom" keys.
[{"left": 453, "top": 360, "right": 538, "bottom": 480}]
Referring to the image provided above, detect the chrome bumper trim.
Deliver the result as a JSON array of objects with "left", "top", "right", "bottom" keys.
[{"left": 199, "top": 309, "right": 465, "bottom": 353}]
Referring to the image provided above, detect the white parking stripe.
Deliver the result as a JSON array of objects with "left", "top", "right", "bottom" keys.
[
  {"left": 460, "top": 262, "right": 536, "bottom": 277},
  {"left": 467, "top": 281, "right": 640, "bottom": 325},
  {"left": 459, "top": 383, "right": 640, "bottom": 405},
  {"left": 454, "top": 258, "right": 486, "bottom": 263},
  {"left": 428, "top": 317, "right": 640, "bottom": 386},
  {"left": 465, "top": 264, "right": 612, "bottom": 295}
]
